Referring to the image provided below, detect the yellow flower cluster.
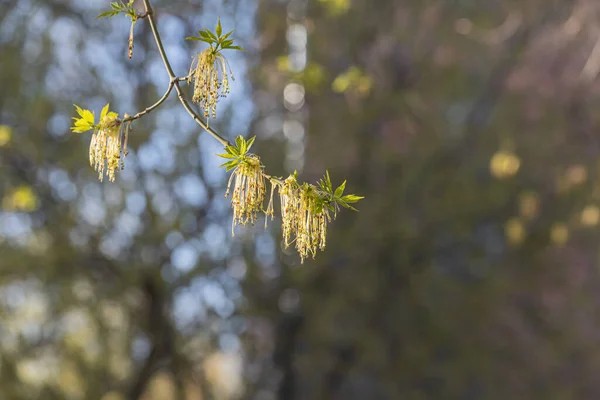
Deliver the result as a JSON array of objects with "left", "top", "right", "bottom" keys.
[
  {"left": 190, "top": 48, "right": 233, "bottom": 118},
  {"left": 225, "top": 155, "right": 266, "bottom": 236}
]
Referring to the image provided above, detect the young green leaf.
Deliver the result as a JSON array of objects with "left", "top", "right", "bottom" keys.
[
  {"left": 225, "top": 145, "right": 239, "bottom": 156},
  {"left": 341, "top": 194, "right": 364, "bottom": 203},
  {"left": 220, "top": 160, "right": 238, "bottom": 169},
  {"left": 221, "top": 39, "right": 234, "bottom": 48},
  {"left": 216, "top": 18, "right": 222, "bottom": 37},
  {"left": 216, "top": 153, "right": 237, "bottom": 159},
  {"left": 97, "top": 10, "right": 120, "bottom": 18},
  {"left": 221, "top": 30, "right": 234, "bottom": 41},
  {"left": 204, "top": 29, "right": 218, "bottom": 40},
  {"left": 235, "top": 136, "right": 244, "bottom": 152},
  {"left": 198, "top": 31, "right": 211, "bottom": 39},
  {"left": 246, "top": 136, "right": 256, "bottom": 152},
  {"left": 334, "top": 180, "right": 346, "bottom": 197}
]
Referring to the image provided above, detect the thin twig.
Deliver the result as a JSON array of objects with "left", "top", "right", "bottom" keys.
[
  {"left": 123, "top": 80, "right": 175, "bottom": 123},
  {"left": 141, "top": 0, "right": 230, "bottom": 147}
]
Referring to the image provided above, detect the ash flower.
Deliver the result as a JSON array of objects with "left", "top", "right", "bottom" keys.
[
  {"left": 88, "top": 105, "right": 125, "bottom": 182},
  {"left": 225, "top": 155, "right": 266, "bottom": 235},
  {"left": 277, "top": 175, "right": 330, "bottom": 262},
  {"left": 264, "top": 179, "right": 277, "bottom": 229},
  {"left": 189, "top": 48, "right": 234, "bottom": 119},
  {"left": 279, "top": 175, "right": 300, "bottom": 248},
  {"left": 295, "top": 185, "right": 329, "bottom": 262}
]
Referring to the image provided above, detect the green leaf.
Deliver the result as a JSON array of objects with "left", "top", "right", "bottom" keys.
[
  {"left": 235, "top": 136, "right": 244, "bottom": 152},
  {"left": 216, "top": 18, "right": 222, "bottom": 37},
  {"left": 195, "top": 31, "right": 214, "bottom": 44},
  {"left": 220, "top": 160, "right": 237, "bottom": 169},
  {"left": 228, "top": 45, "right": 244, "bottom": 51},
  {"left": 97, "top": 10, "right": 119, "bottom": 18},
  {"left": 221, "top": 30, "right": 234, "bottom": 41},
  {"left": 325, "top": 171, "right": 333, "bottom": 192},
  {"left": 216, "top": 153, "right": 237, "bottom": 159},
  {"left": 246, "top": 136, "right": 256, "bottom": 151},
  {"left": 341, "top": 194, "right": 364, "bottom": 203},
  {"left": 224, "top": 146, "right": 238, "bottom": 156},
  {"left": 185, "top": 36, "right": 201, "bottom": 41},
  {"left": 204, "top": 29, "right": 218, "bottom": 40},
  {"left": 221, "top": 39, "right": 234, "bottom": 48},
  {"left": 334, "top": 180, "right": 346, "bottom": 197}
]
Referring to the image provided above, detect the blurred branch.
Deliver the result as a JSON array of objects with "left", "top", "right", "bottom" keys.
[
  {"left": 274, "top": 312, "right": 304, "bottom": 400},
  {"left": 580, "top": 35, "right": 600, "bottom": 83},
  {"left": 127, "top": 274, "right": 171, "bottom": 399},
  {"left": 463, "top": 4, "right": 572, "bottom": 144},
  {"left": 127, "top": 345, "right": 159, "bottom": 400},
  {"left": 463, "top": 24, "right": 535, "bottom": 138},
  {"left": 321, "top": 345, "right": 356, "bottom": 400}
]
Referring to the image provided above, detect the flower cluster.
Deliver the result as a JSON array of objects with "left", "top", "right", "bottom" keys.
[
  {"left": 71, "top": 104, "right": 128, "bottom": 182},
  {"left": 225, "top": 155, "right": 266, "bottom": 235},
  {"left": 186, "top": 18, "right": 242, "bottom": 119},
  {"left": 72, "top": 11, "right": 363, "bottom": 262},
  {"left": 277, "top": 175, "right": 329, "bottom": 261},
  {"left": 189, "top": 48, "right": 233, "bottom": 118},
  {"left": 219, "top": 137, "right": 363, "bottom": 262}
]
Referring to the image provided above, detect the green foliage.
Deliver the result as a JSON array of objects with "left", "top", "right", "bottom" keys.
[
  {"left": 97, "top": 0, "right": 137, "bottom": 20},
  {"left": 186, "top": 18, "right": 244, "bottom": 52},
  {"left": 216, "top": 135, "right": 257, "bottom": 171},
  {"left": 317, "top": 171, "right": 363, "bottom": 214}
]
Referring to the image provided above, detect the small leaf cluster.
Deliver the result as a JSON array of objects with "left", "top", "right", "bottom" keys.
[
  {"left": 97, "top": 1, "right": 137, "bottom": 20},
  {"left": 71, "top": 104, "right": 118, "bottom": 133},
  {"left": 317, "top": 171, "right": 364, "bottom": 214},
  {"left": 217, "top": 135, "right": 257, "bottom": 171},
  {"left": 186, "top": 18, "right": 243, "bottom": 52}
]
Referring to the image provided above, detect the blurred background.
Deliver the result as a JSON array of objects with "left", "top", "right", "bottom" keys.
[{"left": 1, "top": 0, "right": 600, "bottom": 398}]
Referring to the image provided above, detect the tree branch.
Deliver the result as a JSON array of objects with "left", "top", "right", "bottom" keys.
[
  {"left": 122, "top": 79, "right": 176, "bottom": 123},
  {"left": 140, "top": 0, "right": 230, "bottom": 147}
]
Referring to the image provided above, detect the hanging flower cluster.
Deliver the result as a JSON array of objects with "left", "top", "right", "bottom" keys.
[
  {"left": 71, "top": 104, "right": 128, "bottom": 182},
  {"left": 222, "top": 137, "right": 266, "bottom": 235},
  {"left": 71, "top": 8, "right": 363, "bottom": 262},
  {"left": 219, "top": 137, "right": 363, "bottom": 262},
  {"left": 186, "top": 18, "right": 241, "bottom": 119}
]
